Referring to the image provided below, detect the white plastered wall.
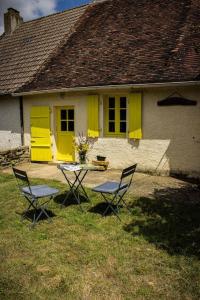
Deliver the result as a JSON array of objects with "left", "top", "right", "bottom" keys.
[
  {"left": 0, "top": 95, "right": 21, "bottom": 150},
  {"left": 89, "top": 86, "right": 200, "bottom": 176},
  {"left": 23, "top": 86, "right": 200, "bottom": 176}
]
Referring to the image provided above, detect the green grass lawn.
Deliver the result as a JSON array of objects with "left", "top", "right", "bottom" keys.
[{"left": 0, "top": 172, "right": 199, "bottom": 299}]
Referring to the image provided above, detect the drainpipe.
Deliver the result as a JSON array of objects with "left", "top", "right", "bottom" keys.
[{"left": 19, "top": 96, "right": 24, "bottom": 145}]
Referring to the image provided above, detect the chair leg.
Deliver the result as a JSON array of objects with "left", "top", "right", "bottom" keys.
[
  {"left": 103, "top": 203, "right": 121, "bottom": 221},
  {"left": 25, "top": 196, "right": 53, "bottom": 228},
  {"left": 34, "top": 207, "right": 48, "bottom": 224},
  {"left": 45, "top": 196, "right": 53, "bottom": 223},
  {"left": 121, "top": 199, "right": 132, "bottom": 214},
  {"left": 101, "top": 193, "right": 121, "bottom": 221},
  {"left": 21, "top": 202, "right": 32, "bottom": 222},
  {"left": 116, "top": 194, "right": 132, "bottom": 215},
  {"left": 29, "top": 207, "right": 51, "bottom": 228},
  {"left": 61, "top": 190, "right": 70, "bottom": 207},
  {"left": 22, "top": 197, "right": 37, "bottom": 224}
]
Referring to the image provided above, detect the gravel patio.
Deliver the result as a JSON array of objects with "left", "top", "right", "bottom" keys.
[{"left": 2, "top": 162, "right": 198, "bottom": 198}]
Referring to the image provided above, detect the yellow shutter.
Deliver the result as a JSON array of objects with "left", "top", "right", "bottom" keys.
[
  {"left": 30, "top": 106, "right": 52, "bottom": 161},
  {"left": 87, "top": 95, "right": 99, "bottom": 138},
  {"left": 128, "top": 93, "right": 142, "bottom": 139}
]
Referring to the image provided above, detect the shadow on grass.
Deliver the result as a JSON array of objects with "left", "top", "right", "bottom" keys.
[
  {"left": 54, "top": 191, "right": 89, "bottom": 207},
  {"left": 18, "top": 208, "right": 56, "bottom": 222},
  {"left": 124, "top": 185, "right": 200, "bottom": 258},
  {"left": 89, "top": 202, "right": 123, "bottom": 216}
]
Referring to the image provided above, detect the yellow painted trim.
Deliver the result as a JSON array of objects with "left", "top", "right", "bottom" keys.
[
  {"left": 128, "top": 93, "right": 142, "bottom": 139},
  {"left": 87, "top": 95, "right": 99, "bottom": 137},
  {"left": 104, "top": 95, "right": 127, "bottom": 137},
  {"left": 56, "top": 106, "right": 75, "bottom": 161},
  {"left": 30, "top": 106, "right": 52, "bottom": 161}
]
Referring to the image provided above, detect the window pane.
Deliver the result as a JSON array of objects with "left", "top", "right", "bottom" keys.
[
  {"left": 68, "top": 109, "right": 74, "bottom": 120},
  {"left": 109, "top": 97, "right": 115, "bottom": 108},
  {"left": 61, "top": 121, "right": 67, "bottom": 131},
  {"left": 120, "top": 122, "right": 126, "bottom": 133},
  {"left": 120, "top": 97, "right": 127, "bottom": 108},
  {"left": 109, "top": 109, "right": 115, "bottom": 120},
  {"left": 68, "top": 121, "right": 74, "bottom": 132},
  {"left": 109, "top": 122, "right": 115, "bottom": 132},
  {"left": 61, "top": 110, "right": 67, "bottom": 120},
  {"left": 120, "top": 109, "right": 126, "bottom": 121}
]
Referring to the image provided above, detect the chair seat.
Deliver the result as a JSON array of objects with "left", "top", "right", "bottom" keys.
[
  {"left": 92, "top": 181, "right": 128, "bottom": 194},
  {"left": 22, "top": 185, "right": 59, "bottom": 198}
]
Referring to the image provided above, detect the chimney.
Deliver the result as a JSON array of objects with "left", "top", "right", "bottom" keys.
[{"left": 4, "top": 8, "right": 23, "bottom": 35}]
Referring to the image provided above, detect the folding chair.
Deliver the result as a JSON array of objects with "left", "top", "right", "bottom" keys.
[
  {"left": 92, "top": 164, "right": 137, "bottom": 221},
  {"left": 13, "top": 167, "right": 59, "bottom": 227}
]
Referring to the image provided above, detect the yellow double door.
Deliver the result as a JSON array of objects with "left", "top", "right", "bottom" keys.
[
  {"left": 56, "top": 106, "right": 75, "bottom": 162},
  {"left": 30, "top": 106, "right": 74, "bottom": 162}
]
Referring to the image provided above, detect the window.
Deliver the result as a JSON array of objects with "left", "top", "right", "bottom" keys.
[
  {"left": 104, "top": 96, "right": 127, "bottom": 136},
  {"left": 60, "top": 109, "right": 74, "bottom": 132}
]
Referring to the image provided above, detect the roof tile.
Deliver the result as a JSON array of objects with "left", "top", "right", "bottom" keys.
[
  {"left": 22, "top": 0, "right": 200, "bottom": 93},
  {"left": 0, "top": 4, "right": 88, "bottom": 94}
]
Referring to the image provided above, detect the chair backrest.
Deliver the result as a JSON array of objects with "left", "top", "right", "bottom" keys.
[
  {"left": 13, "top": 167, "right": 31, "bottom": 193},
  {"left": 120, "top": 164, "right": 137, "bottom": 189}
]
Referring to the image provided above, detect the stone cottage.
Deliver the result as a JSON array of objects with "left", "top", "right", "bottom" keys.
[{"left": 0, "top": 0, "right": 200, "bottom": 176}]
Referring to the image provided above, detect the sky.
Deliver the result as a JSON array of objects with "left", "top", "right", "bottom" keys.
[{"left": 0, "top": 0, "right": 91, "bottom": 34}]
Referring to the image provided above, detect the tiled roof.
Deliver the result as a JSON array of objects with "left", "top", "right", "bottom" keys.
[
  {"left": 20, "top": 0, "right": 200, "bottom": 93},
  {"left": 0, "top": 4, "right": 88, "bottom": 94}
]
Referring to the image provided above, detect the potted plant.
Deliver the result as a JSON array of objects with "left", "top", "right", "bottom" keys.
[
  {"left": 97, "top": 155, "right": 106, "bottom": 161},
  {"left": 73, "top": 133, "right": 90, "bottom": 164}
]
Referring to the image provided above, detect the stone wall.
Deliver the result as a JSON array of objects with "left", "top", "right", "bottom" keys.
[{"left": 0, "top": 146, "right": 30, "bottom": 169}]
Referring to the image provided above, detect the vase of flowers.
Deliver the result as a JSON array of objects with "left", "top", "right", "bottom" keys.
[
  {"left": 79, "top": 151, "right": 86, "bottom": 164},
  {"left": 73, "top": 133, "right": 90, "bottom": 164}
]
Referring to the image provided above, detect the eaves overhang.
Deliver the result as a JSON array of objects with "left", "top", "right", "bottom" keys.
[{"left": 12, "top": 80, "right": 200, "bottom": 97}]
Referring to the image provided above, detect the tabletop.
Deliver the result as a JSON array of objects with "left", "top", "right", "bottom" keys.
[{"left": 58, "top": 163, "right": 99, "bottom": 172}]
